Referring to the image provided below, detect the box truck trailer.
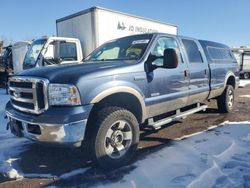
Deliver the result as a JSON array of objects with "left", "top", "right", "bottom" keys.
[{"left": 23, "top": 6, "right": 177, "bottom": 70}]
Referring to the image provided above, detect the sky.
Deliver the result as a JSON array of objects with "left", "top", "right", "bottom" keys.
[{"left": 0, "top": 0, "right": 249, "bottom": 47}]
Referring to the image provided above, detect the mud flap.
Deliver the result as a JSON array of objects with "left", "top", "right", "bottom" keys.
[{"left": 9, "top": 119, "right": 23, "bottom": 137}]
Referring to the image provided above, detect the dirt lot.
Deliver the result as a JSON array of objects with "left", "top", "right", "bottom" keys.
[{"left": 0, "top": 83, "right": 250, "bottom": 188}]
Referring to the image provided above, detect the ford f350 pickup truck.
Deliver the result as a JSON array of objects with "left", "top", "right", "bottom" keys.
[{"left": 5, "top": 33, "right": 239, "bottom": 169}]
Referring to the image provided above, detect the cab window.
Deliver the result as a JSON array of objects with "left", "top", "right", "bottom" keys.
[{"left": 151, "top": 37, "right": 183, "bottom": 66}]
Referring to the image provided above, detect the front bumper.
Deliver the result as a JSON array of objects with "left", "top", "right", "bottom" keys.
[{"left": 5, "top": 102, "right": 93, "bottom": 147}]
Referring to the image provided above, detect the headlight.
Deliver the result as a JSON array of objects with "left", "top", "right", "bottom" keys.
[{"left": 48, "top": 84, "right": 81, "bottom": 106}]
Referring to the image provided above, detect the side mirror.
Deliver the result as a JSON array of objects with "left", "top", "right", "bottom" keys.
[{"left": 163, "top": 48, "right": 179, "bottom": 69}]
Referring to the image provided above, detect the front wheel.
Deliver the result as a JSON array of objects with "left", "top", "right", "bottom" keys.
[
  {"left": 86, "top": 107, "right": 139, "bottom": 169},
  {"left": 217, "top": 85, "right": 235, "bottom": 113}
]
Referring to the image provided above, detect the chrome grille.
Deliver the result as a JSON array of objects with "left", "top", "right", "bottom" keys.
[{"left": 9, "top": 76, "right": 49, "bottom": 114}]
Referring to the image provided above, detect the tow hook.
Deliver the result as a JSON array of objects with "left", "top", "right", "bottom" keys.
[
  {"left": 8, "top": 120, "right": 23, "bottom": 137},
  {"left": 6, "top": 122, "right": 10, "bottom": 130}
]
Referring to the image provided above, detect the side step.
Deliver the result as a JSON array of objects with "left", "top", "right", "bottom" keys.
[{"left": 148, "top": 103, "right": 207, "bottom": 130}]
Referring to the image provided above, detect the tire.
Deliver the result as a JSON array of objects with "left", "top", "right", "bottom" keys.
[
  {"left": 243, "top": 72, "right": 249, "bottom": 79},
  {"left": 86, "top": 107, "right": 139, "bottom": 169},
  {"left": 217, "top": 85, "right": 234, "bottom": 113}
]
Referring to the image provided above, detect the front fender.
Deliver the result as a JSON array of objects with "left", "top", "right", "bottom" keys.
[{"left": 86, "top": 80, "right": 147, "bottom": 122}]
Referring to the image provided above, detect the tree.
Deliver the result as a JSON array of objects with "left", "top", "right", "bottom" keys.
[
  {"left": 0, "top": 35, "right": 13, "bottom": 47},
  {"left": 0, "top": 41, "right": 3, "bottom": 54}
]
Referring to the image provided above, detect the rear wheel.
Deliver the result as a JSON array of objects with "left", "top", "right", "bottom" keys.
[
  {"left": 217, "top": 85, "right": 234, "bottom": 113},
  {"left": 86, "top": 107, "right": 139, "bottom": 169},
  {"left": 243, "top": 72, "right": 249, "bottom": 79}
]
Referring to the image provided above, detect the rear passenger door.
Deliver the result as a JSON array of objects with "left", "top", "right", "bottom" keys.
[{"left": 180, "top": 38, "right": 210, "bottom": 105}]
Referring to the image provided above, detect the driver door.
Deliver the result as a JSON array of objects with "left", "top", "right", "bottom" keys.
[{"left": 145, "top": 36, "right": 189, "bottom": 117}]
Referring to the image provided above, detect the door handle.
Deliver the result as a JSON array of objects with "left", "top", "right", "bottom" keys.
[
  {"left": 204, "top": 69, "right": 208, "bottom": 77},
  {"left": 184, "top": 70, "right": 188, "bottom": 77}
]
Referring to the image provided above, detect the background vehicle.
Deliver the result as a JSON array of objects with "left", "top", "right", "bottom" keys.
[
  {"left": 12, "top": 41, "right": 31, "bottom": 73},
  {"left": 5, "top": 33, "right": 239, "bottom": 169},
  {"left": 0, "top": 46, "right": 12, "bottom": 87},
  {"left": 23, "top": 37, "right": 82, "bottom": 70},
  {"left": 24, "top": 6, "right": 178, "bottom": 70},
  {"left": 56, "top": 6, "right": 178, "bottom": 57},
  {"left": 0, "top": 42, "right": 30, "bottom": 87},
  {"left": 232, "top": 46, "right": 250, "bottom": 79}
]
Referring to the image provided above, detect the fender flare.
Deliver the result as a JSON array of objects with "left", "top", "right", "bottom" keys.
[
  {"left": 90, "top": 86, "right": 147, "bottom": 123},
  {"left": 224, "top": 72, "right": 236, "bottom": 89}
]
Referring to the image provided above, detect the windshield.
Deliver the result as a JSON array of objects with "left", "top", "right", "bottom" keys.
[
  {"left": 84, "top": 34, "right": 153, "bottom": 63},
  {"left": 23, "top": 39, "right": 46, "bottom": 67}
]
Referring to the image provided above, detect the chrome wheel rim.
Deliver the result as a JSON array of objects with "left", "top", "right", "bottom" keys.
[
  {"left": 228, "top": 89, "right": 234, "bottom": 108},
  {"left": 104, "top": 120, "right": 132, "bottom": 159}
]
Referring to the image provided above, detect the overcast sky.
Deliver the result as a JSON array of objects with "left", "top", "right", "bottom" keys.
[{"left": 0, "top": 0, "right": 249, "bottom": 47}]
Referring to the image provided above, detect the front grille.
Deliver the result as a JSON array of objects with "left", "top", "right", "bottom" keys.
[{"left": 9, "top": 76, "right": 49, "bottom": 114}]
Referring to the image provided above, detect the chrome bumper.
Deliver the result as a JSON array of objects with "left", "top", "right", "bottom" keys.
[{"left": 6, "top": 111, "right": 87, "bottom": 147}]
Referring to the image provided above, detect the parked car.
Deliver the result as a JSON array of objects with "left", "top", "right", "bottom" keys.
[{"left": 5, "top": 33, "right": 239, "bottom": 169}]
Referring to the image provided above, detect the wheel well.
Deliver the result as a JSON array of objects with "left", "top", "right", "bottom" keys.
[
  {"left": 88, "top": 92, "right": 143, "bottom": 124},
  {"left": 226, "top": 76, "right": 236, "bottom": 89}
]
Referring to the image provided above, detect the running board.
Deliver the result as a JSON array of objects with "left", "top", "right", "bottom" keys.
[{"left": 148, "top": 103, "right": 207, "bottom": 130}]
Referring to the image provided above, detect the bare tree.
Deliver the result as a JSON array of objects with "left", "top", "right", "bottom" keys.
[
  {"left": 0, "top": 35, "right": 14, "bottom": 46},
  {"left": 0, "top": 41, "right": 3, "bottom": 54}
]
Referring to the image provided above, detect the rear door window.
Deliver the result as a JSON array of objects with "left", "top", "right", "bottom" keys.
[{"left": 182, "top": 39, "right": 203, "bottom": 63}]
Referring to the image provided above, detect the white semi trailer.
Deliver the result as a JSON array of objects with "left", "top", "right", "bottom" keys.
[{"left": 23, "top": 6, "right": 177, "bottom": 70}]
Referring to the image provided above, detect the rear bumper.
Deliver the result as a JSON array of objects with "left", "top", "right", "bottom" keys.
[{"left": 5, "top": 102, "right": 93, "bottom": 147}]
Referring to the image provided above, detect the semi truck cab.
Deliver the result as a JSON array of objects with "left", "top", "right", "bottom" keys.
[{"left": 23, "top": 37, "right": 83, "bottom": 70}]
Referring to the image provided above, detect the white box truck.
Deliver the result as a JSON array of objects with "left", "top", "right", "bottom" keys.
[
  {"left": 23, "top": 6, "right": 177, "bottom": 70},
  {"left": 56, "top": 6, "right": 178, "bottom": 57}
]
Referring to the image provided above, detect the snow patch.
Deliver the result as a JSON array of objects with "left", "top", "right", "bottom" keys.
[
  {"left": 0, "top": 89, "right": 30, "bottom": 180},
  {"left": 60, "top": 167, "right": 90, "bottom": 179},
  {"left": 93, "top": 122, "right": 250, "bottom": 188},
  {"left": 239, "top": 95, "right": 250, "bottom": 98},
  {"left": 239, "top": 79, "right": 250, "bottom": 87},
  {"left": 23, "top": 173, "right": 56, "bottom": 179}
]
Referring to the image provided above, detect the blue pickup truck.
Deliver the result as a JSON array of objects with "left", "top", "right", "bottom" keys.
[{"left": 5, "top": 33, "right": 239, "bottom": 169}]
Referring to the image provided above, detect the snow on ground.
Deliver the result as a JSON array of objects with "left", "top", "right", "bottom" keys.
[
  {"left": 0, "top": 89, "right": 31, "bottom": 179},
  {"left": 240, "top": 95, "right": 250, "bottom": 98},
  {"left": 92, "top": 122, "right": 250, "bottom": 188},
  {"left": 239, "top": 79, "right": 250, "bottom": 87}
]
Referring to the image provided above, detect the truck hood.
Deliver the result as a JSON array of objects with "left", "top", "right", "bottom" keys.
[{"left": 17, "top": 61, "right": 136, "bottom": 83}]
